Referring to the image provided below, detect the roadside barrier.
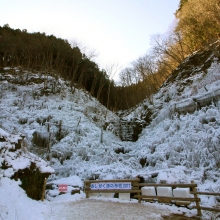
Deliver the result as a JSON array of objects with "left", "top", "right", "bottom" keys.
[{"left": 84, "top": 179, "right": 220, "bottom": 217}]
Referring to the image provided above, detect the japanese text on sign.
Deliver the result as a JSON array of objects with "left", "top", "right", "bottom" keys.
[{"left": 90, "top": 182, "right": 131, "bottom": 190}]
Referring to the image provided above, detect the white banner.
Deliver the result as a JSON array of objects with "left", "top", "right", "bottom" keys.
[{"left": 90, "top": 182, "right": 131, "bottom": 190}]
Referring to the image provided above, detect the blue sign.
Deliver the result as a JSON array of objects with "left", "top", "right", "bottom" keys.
[{"left": 90, "top": 182, "right": 131, "bottom": 190}]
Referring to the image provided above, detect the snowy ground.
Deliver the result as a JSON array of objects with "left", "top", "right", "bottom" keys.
[
  {"left": 1, "top": 54, "right": 220, "bottom": 219},
  {"left": 44, "top": 199, "right": 184, "bottom": 220},
  {"left": 0, "top": 178, "right": 202, "bottom": 220},
  {"left": 1, "top": 177, "right": 219, "bottom": 220}
]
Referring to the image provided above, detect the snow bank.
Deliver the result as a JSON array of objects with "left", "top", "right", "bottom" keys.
[{"left": 0, "top": 178, "right": 47, "bottom": 220}]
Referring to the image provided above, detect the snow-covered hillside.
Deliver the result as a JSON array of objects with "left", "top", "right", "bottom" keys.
[
  {"left": 0, "top": 68, "right": 125, "bottom": 179},
  {"left": 0, "top": 43, "right": 220, "bottom": 218},
  {"left": 123, "top": 45, "right": 220, "bottom": 208}
]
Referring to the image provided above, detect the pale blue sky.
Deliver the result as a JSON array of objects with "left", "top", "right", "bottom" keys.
[{"left": 0, "top": 0, "right": 179, "bottom": 79}]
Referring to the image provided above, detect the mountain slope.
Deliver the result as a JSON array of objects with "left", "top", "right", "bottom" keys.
[
  {"left": 0, "top": 42, "right": 220, "bottom": 210},
  {"left": 122, "top": 42, "right": 220, "bottom": 190}
]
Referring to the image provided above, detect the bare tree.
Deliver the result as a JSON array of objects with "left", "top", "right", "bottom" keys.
[
  {"left": 105, "top": 64, "right": 120, "bottom": 109},
  {"left": 70, "top": 39, "right": 98, "bottom": 61}
]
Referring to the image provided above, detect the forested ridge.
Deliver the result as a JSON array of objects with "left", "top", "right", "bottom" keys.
[
  {"left": 0, "top": 0, "right": 219, "bottom": 110},
  {"left": 0, "top": 24, "right": 114, "bottom": 108}
]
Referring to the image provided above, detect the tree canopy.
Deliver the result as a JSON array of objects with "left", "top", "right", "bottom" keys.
[{"left": 1, "top": 0, "right": 220, "bottom": 112}]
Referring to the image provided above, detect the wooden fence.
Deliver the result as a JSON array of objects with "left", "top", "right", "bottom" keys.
[
  {"left": 84, "top": 179, "right": 220, "bottom": 217},
  {"left": 133, "top": 180, "right": 202, "bottom": 216}
]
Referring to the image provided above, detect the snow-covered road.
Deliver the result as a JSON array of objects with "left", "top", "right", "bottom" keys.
[
  {"left": 0, "top": 177, "right": 208, "bottom": 220},
  {"left": 44, "top": 198, "right": 197, "bottom": 220},
  {"left": 45, "top": 199, "right": 167, "bottom": 219}
]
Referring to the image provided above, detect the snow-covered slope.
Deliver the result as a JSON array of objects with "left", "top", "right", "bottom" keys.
[
  {"left": 0, "top": 68, "right": 134, "bottom": 181},
  {"left": 0, "top": 42, "right": 220, "bottom": 213},
  {"left": 121, "top": 44, "right": 220, "bottom": 200}
]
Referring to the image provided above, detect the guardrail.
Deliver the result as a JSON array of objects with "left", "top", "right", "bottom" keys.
[
  {"left": 190, "top": 191, "right": 220, "bottom": 213},
  {"left": 133, "top": 180, "right": 220, "bottom": 216},
  {"left": 133, "top": 181, "right": 200, "bottom": 214},
  {"left": 84, "top": 179, "right": 220, "bottom": 217}
]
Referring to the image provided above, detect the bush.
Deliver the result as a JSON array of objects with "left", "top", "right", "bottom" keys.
[
  {"left": 18, "top": 117, "right": 28, "bottom": 124},
  {"left": 55, "top": 129, "right": 69, "bottom": 141},
  {"left": 114, "top": 147, "right": 129, "bottom": 154},
  {"left": 139, "top": 157, "right": 149, "bottom": 167},
  {"left": 32, "top": 131, "right": 49, "bottom": 148},
  {"left": 12, "top": 162, "right": 50, "bottom": 200}
]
